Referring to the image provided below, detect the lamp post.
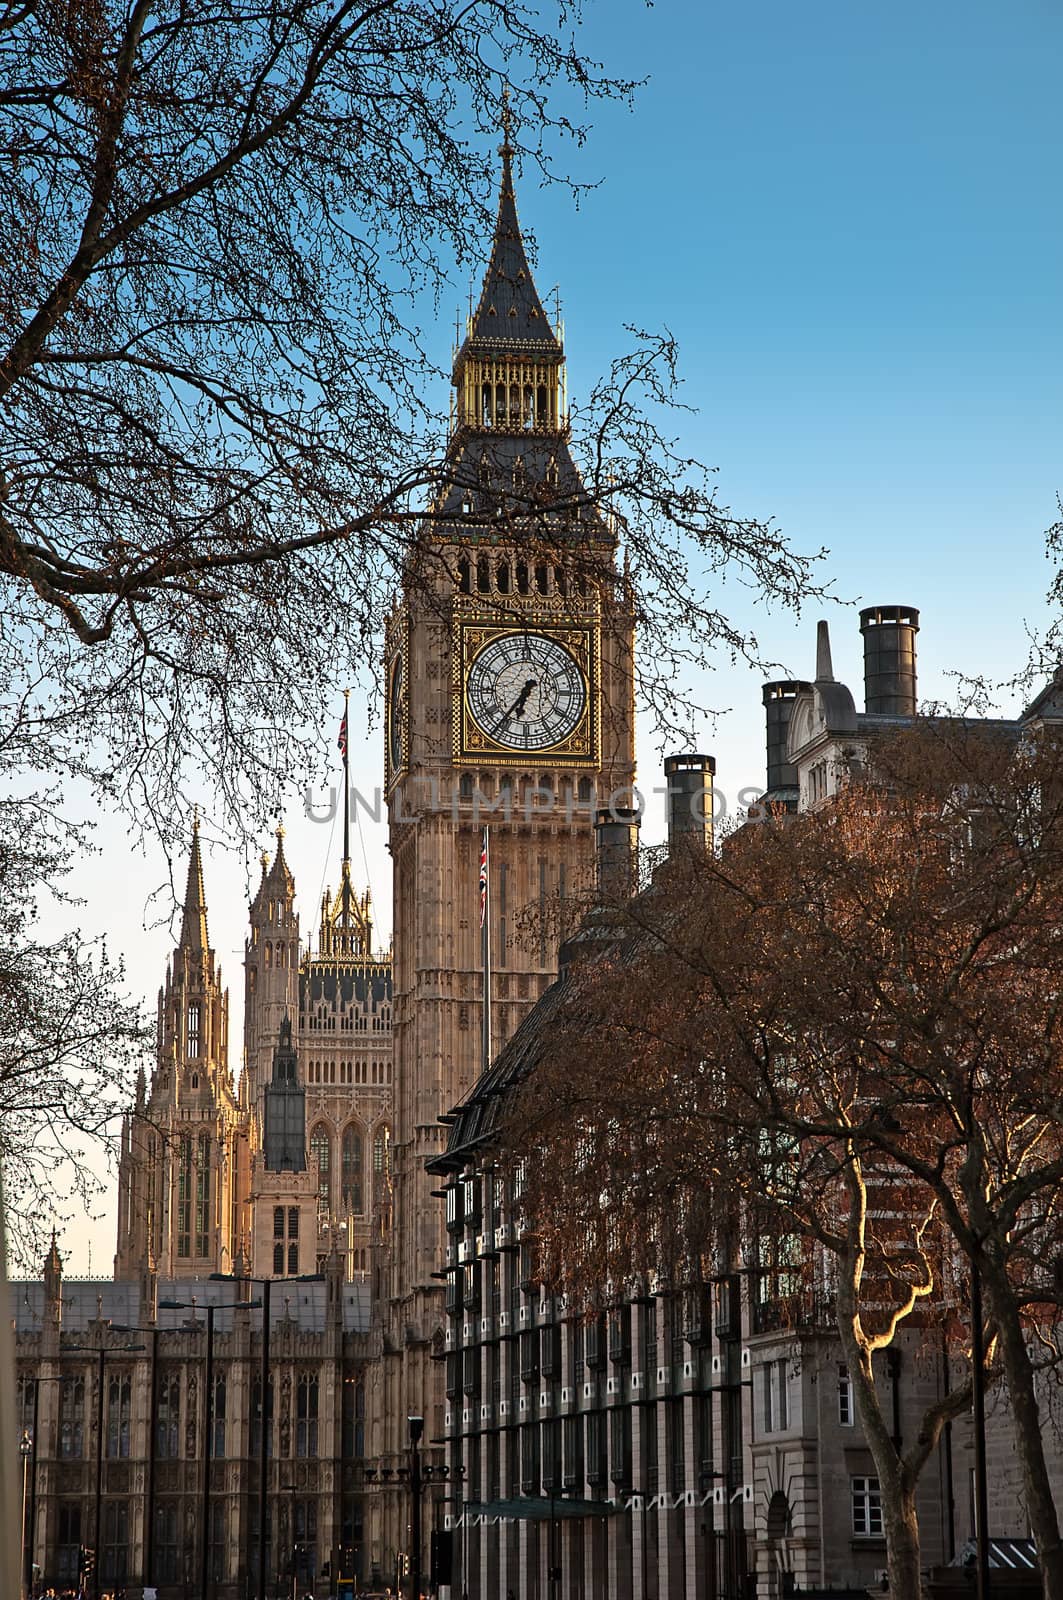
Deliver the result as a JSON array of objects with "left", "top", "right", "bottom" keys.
[
  {"left": 408, "top": 1417, "right": 424, "bottom": 1600},
  {"left": 65, "top": 1338, "right": 146, "bottom": 1600},
  {"left": 159, "top": 1293, "right": 263, "bottom": 1600},
  {"left": 209, "top": 1271, "right": 321, "bottom": 1600},
  {"left": 20, "top": 1428, "right": 32, "bottom": 1600}
]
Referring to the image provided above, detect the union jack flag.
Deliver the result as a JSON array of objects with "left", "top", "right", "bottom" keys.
[
  {"left": 479, "top": 828, "right": 489, "bottom": 929},
  {"left": 338, "top": 710, "right": 348, "bottom": 760}
]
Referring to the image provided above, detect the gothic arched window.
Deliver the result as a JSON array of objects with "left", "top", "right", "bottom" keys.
[
  {"left": 273, "top": 1241, "right": 284, "bottom": 1275},
  {"left": 310, "top": 1125, "right": 331, "bottom": 1211},
  {"left": 341, "top": 1124, "right": 363, "bottom": 1214},
  {"left": 297, "top": 1373, "right": 319, "bottom": 1457}
]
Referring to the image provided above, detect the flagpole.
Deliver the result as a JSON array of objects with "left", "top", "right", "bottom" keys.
[
  {"left": 481, "top": 826, "right": 492, "bottom": 1072},
  {"left": 342, "top": 687, "right": 350, "bottom": 865}
]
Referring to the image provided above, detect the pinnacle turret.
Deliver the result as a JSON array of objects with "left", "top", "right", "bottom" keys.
[{"left": 178, "top": 815, "right": 210, "bottom": 953}]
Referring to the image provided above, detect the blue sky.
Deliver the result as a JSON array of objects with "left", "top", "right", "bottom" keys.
[{"left": 49, "top": 0, "right": 1062, "bottom": 1272}]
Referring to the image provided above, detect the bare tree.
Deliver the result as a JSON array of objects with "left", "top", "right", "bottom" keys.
[
  {"left": 0, "top": 796, "right": 146, "bottom": 1264},
  {"left": 0, "top": 0, "right": 827, "bottom": 846},
  {"left": 509, "top": 722, "right": 1063, "bottom": 1599}
]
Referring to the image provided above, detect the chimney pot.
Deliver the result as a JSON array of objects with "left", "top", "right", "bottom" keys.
[
  {"left": 762, "top": 681, "right": 812, "bottom": 798},
  {"left": 859, "top": 605, "right": 920, "bottom": 717},
  {"left": 594, "top": 805, "right": 641, "bottom": 903},
  {"left": 664, "top": 753, "right": 715, "bottom": 856}
]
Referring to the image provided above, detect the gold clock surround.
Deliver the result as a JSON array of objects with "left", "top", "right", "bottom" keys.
[
  {"left": 453, "top": 611, "right": 600, "bottom": 766},
  {"left": 384, "top": 622, "right": 408, "bottom": 791}
]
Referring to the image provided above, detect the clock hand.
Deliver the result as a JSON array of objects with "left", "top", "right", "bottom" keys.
[{"left": 489, "top": 677, "right": 537, "bottom": 739}]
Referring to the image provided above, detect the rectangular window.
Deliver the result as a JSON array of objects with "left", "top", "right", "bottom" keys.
[
  {"left": 17, "top": 1373, "right": 34, "bottom": 1431},
  {"left": 274, "top": 1206, "right": 285, "bottom": 1238},
  {"left": 562, "top": 1413, "right": 584, "bottom": 1488},
  {"left": 102, "top": 1500, "right": 129, "bottom": 1585},
  {"left": 251, "top": 1376, "right": 274, "bottom": 1459},
  {"left": 106, "top": 1373, "right": 132, "bottom": 1458},
  {"left": 209, "top": 1501, "right": 226, "bottom": 1584},
  {"left": 57, "top": 1504, "right": 82, "bottom": 1586},
  {"left": 187, "top": 1001, "right": 201, "bottom": 1058},
  {"left": 838, "top": 1364, "right": 854, "bottom": 1426},
  {"left": 59, "top": 1376, "right": 84, "bottom": 1459},
  {"left": 155, "top": 1503, "right": 180, "bottom": 1583},
  {"left": 296, "top": 1373, "right": 319, "bottom": 1458},
  {"left": 195, "top": 1134, "right": 211, "bottom": 1257},
  {"left": 213, "top": 1372, "right": 227, "bottom": 1458},
  {"left": 294, "top": 1499, "right": 318, "bottom": 1583},
  {"left": 288, "top": 1207, "right": 299, "bottom": 1240},
  {"left": 156, "top": 1370, "right": 181, "bottom": 1460},
  {"left": 177, "top": 1136, "right": 192, "bottom": 1257},
  {"left": 851, "top": 1476, "right": 883, "bottom": 1538},
  {"left": 760, "top": 1359, "right": 789, "bottom": 1434},
  {"left": 520, "top": 1423, "right": 540, "bottom": 1494}
]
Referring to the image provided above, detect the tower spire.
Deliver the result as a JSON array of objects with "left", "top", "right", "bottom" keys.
[
  {"left": 179, "top": 813, "right": 210, "bottom": 952},
  {"left": 462, "top": 108, "right": 559, "bottom": 355}
]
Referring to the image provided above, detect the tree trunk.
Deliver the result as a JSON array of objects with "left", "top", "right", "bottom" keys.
[
  {"left": 884, "top": 1483, "right": 924, "bottom": 1600},
  {"left": 984, "top": 1275, "right": 1063, "bottom": 1600}
]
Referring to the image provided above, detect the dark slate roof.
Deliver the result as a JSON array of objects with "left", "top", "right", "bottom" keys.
[
  {"left": 299, "top": 964, "right": 392, "bottom": 1008},
  {"left": 431, "top": 433, "right": 609, "bottom": 540},
  {"left": 429, "top": 975, "right": 570, "bottom": 1174},
  {"left": 430, "top": 904, "right": 635, "bottom": 1175},
  {"left": 460, "top": 140, "right": 560, "bottom": 356}
]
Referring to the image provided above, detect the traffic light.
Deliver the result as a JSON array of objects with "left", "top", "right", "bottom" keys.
[
  {"left": 430, "top": 1529, "right": 453, "bottom": 1586},
  {"left": 79, "top": 1544, "right": 96, "bottom": 1577},
  {"left": 400, "top": 1551, "right": 410, "bottom": 1578}
]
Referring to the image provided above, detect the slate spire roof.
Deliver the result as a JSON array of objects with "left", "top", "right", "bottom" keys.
[
  {"left": 463, "top": 122, "right": 560, "bottom": 354},
  {"left": 178, "top": 814, "right": 210, "bottom": 953}
]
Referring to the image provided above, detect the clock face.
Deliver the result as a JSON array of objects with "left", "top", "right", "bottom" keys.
[
  {"left": 467, "top": 632, "right": 587, "bottom": 751},
  {"left": 388, "top": 653, "right": 404, "bottom": 775}
]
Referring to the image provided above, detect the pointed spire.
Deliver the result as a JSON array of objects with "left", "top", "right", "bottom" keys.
[
  {"left": 265, "top": 823, "right": 293, "bottom": 893},
  {"left": 815, "top": 620, "right": 835, "bottom": 682},
  {"left": 464, "top": 100, "right": 560, "bottom": 352},
  {"left": 179, "top": 814, "right": 210, "bottom": 953}
]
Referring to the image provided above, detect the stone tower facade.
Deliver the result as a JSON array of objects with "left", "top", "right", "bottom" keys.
[
  {"left": 371, "top": 129, "right": 635, "bottom": 1553},
  {"left": 116, "top": 820, "right": 392, "bottom": 1289},
  {"left": 115, "top": 821, "right": 245, "bottom": 1278}
]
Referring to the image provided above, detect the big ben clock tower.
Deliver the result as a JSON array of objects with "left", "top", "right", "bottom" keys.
[{"left": 371, "top": 122, "right": 635, "bottom": 1529}]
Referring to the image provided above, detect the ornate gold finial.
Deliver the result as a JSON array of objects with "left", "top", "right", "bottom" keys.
[{"left": 500, "top": 86, "right": 513, "bottom": 157}]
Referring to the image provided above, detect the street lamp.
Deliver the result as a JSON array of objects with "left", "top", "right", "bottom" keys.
[
  {"left": 19, "top": 1428, "right": 32, "bottom": 1600},
  {"left": 209, "top": 1271, "right": 322, "bottom": 1600},
  {"left": 65, "top": 1339, "right": 146, "bottom": 1600},
  {"left": 158, "top": 1294, "right": 262, "bottom": 1600}
]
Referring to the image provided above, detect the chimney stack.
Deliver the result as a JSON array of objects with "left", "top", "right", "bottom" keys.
[
  {"left": 859, "top": 606, "right": 919, "bottom": 716},
  {"left": 664, "top": 753, "right": 715, "bottom": 856},
  {"left": 594, "top": 805, "right": 641, "bottom": 904},
  {"left": 762, "top": 681, "right": 811, "bottom": 797}
]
